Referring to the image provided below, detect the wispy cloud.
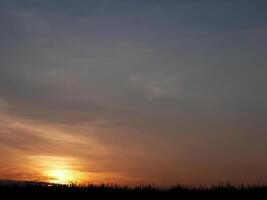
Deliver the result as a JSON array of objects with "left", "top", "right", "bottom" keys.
[
  {"left": 0, "top": 107, "right": 183, "bottom": 185},
  {"left": 129, "top": 73, "right": 178, "bottom": 100}
]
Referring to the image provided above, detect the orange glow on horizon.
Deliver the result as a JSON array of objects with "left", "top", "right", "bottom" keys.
[
  {"left": 46, "top": 168, "right": 79, "bottom": 184},
  {"left": 27, "top": 155, "right": 86, "bottom": 184}
]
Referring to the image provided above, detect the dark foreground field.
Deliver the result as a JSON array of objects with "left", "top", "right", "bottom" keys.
[{"left": 1, "top": 181, "right": 267, "bottom": 198}]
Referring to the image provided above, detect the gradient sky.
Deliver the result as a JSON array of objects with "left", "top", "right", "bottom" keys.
[{"left": 0, "top": 0, "right": 267, "bottom": 186}]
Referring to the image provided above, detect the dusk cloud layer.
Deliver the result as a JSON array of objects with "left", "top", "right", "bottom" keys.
[{"left": 0, "top": 0, "right": 267, "bottom": 185}]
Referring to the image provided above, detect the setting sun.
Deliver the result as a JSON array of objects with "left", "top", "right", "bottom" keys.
[
  {"left": 26, "top": 155, "right": 86, "bottom": 184},
  {"left": 47, "top": 169, "right": 76, "bottom": 184}
]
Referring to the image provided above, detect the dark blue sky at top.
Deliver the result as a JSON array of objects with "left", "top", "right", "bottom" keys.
[
  {"left": 1, "top": 1, "right": 267, "bottom": 28},
  {"left": 0, "top": 0, "right": 266, "bottom": 122}
]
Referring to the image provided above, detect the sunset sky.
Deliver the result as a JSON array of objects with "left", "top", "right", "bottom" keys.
[{"left": 0, "top": 0, "right": 267, "bottom": 186}]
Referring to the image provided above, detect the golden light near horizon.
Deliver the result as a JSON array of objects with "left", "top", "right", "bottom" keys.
[
  {"left": 27, "top": 155, "right": 85, "bottom": 184},
  {"left": 47, "top": 168, "right": 77, "bottom": 184}
]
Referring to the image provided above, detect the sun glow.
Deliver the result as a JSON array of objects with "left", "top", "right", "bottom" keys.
[
  {"left": 47, "top": 168, "right": 77, "bottom": 184},
  {"left": 28, "top": 155, "right": 85, "bottom": 184}
]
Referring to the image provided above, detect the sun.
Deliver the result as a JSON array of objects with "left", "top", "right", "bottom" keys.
[
  {"left": 52, "top": 170, "right": 66, "bottom": 180},
  {"left": 28, "top": 155, "right": 86, "bottom": 184},
  {"left": 47, "top": 168, "right": 77, "bottom": 184}
]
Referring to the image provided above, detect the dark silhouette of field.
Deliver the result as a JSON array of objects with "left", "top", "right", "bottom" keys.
[{"left": 0, "top": 180, "right": 267, "bottom": 198}]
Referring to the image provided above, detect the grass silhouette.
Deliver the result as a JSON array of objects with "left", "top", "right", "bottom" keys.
[{"left": 0, "top": 181, "right": 267, "bottom": 197}]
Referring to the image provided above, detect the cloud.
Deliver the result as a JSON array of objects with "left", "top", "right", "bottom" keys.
[
  {"left": 0, "top": 108, "right": 182, "bottom": 184},
  {"left": 129, "top": 73, "right": 178, "bottom": 100}
]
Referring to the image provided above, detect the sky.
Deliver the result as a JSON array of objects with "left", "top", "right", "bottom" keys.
[{"left": 0, "top": 0, "right": 267, "bottom": 186}]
